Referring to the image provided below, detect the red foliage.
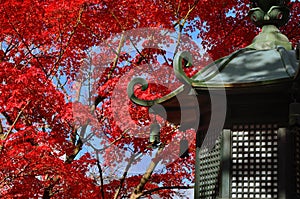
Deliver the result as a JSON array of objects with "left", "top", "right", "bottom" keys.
[{"left": 0, "top": 0, "right": 298, "bottom": 198}]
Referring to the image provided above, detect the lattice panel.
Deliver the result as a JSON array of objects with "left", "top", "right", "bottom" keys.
[
  {"left": 197, "top": 138, "right": 221, "bottom": 199},
  {"left": 231, "top": 124, "right": 279, "bottom": 199}
]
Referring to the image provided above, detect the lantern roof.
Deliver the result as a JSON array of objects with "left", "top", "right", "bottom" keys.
[
  {"left": 188, "top": 47, "right": 298, "bottom": 89},
  {"left": 127, "top": 0, "right": 299, "bottom": 108},
  {"left": 127, "top": 46, "right": 299, "bottom": 108}
]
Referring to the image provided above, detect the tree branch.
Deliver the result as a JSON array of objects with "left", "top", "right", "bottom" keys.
[
  {"left": 109, "top": 32, "right": 126, "bottom": 80},
  {"left": 87, "top": 129, "right": 130, "bottom": 152},
  {"left": 42, "top": 177, "right": 60, "bottom": 199},
  {"left": 65, "top": 128, "right": 83, "bottom": 163},
  {"left": 96, "top": 155, "right": 105, "bottom": 199},
  {"left": 129, "top": 145, "right": 164, "bottom": 199},
  {"left": 49, "top": 6, "right": 85, "bottom": 77},
  {"left": 173, "top": 0, "right": 200, "bottom": 56},
  {"left": 142, "top": 185, "right": 194, "bottom": 196},
  {"left": 3, "top": 100, "right": 31, "bottom": 140},
  {"left": 0, "top": 119, "right": 3, "bottom": 136},
  {"left": 114, "top": 153, "right": 138, "bottom": 199}
]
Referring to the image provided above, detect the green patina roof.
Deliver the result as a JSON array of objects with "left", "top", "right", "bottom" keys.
[
  {"left": 127, "top": 46, "right": 299, "bottom": 106},
  {"left": 190, "top": 47, "right": 299, "bottom": 88}
]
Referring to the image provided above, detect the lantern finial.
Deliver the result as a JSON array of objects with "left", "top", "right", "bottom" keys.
[
  {"left": 249, "top": 0, "right": 290, "bottom": 27},
  {"left": 248, "top": 0, "right": 292, "bottom": 50}
]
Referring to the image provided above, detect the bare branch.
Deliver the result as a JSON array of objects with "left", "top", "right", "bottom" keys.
[
  {"left": 65, "top": 127, "right": 84, "bottom": 163},
  {"left": 129, "top": 145, "right": 164, "bottom": 199},
  {"left": 173, "top": 0, "right": 200, "bottom": 56},
  {"left": 142, "top": 185, "right": 194, "bottom": 196},
  {"left": 114, "top": 153, "right": 139, "bottom": 199},
  {"left": 87, "top": 129, "right": 130, "bottom": 152},
  {"left": 4, "top": 100, "right": 31, "bottom": 140},
  {"left": 0, "top": 119, "right": 2, "bottom": 135},
  {"left": 96, "top": 155, "right": 105, "bottom": 199},
  {"left": 49, "top": 6, "right": 86, "bottom": 77},
  {"left": 109, "top": 32, "right": 126, "bottom": 80}
]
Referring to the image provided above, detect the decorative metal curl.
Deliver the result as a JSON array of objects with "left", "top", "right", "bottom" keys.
[
  {"left": 127, "top": 77, "right": 156, "bottom": 106},
  {"left": 173, "top": 51, "right": 193, "bottom": 85},
  {"left": 127, "top": 51, "right": 196, "bottom": 106},
  {"left": 127, "top": 76, "right": 184, "bottom": 106}
]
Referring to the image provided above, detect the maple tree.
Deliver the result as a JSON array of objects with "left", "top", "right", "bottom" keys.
[{"left": 0, "top": 0, "right": 299, "bottom": 198}]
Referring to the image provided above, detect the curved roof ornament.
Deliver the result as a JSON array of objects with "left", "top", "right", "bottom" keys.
[
  {"left": 173, "top": 51, "right": 194, "bottom": 85},
  {"left": 127, "top": 77, "right": 185, "bottom": 107},
  {"left": 127, "top": 77, "right": 155, "bottom": 107}
]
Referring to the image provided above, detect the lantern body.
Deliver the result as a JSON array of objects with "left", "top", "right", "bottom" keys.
[{"left": 192, "top": 45, "right": 300, "bottom": 198}]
